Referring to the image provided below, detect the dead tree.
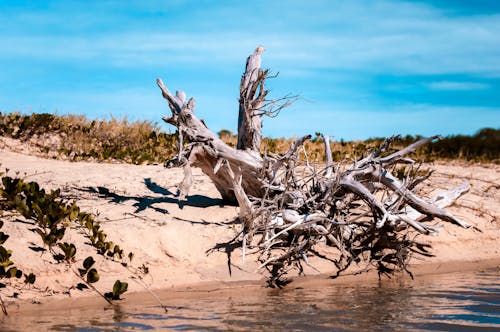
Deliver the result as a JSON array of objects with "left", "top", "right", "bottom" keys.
[
  {"left": 156, "top": 46, "right": 472, "bottom": 286},
  {"left": 237, "top": 45, "right": 265, "bottom": 152}
]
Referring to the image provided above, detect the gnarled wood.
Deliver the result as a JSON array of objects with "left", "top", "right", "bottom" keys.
[
  {"left": 156, "top": 46, "right": 473, "bottom": 285},
  {"left": 237, "top": 45, "right": 266, "bottom": 152},
  {"left": 156, "top": 78, "right": 263, "bottom": 203}
]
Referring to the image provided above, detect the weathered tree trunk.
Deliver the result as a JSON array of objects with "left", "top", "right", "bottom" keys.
[
  {"left": 237, "top": 45, "right": 266, "bottom": 152},
  {"left": 156, "top": 46, "right": 473, "bottom": 285},
  {"left": 156, "top": 78, "right": 264, "bottom": 203},
  {"left": 156, "top": 45, "right": 284, "bottom": 203}
]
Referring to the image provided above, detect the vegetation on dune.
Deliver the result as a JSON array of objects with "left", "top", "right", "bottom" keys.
[
  {"left": 0, "top": 112, "right": 498, "bottom": 164},
  {"left": 0, "top": 167, "right": 172, "bottom": 314},
  {"left": 0, "top": 172, "right": 137, "bottom": 311},
  {"left": 419, "top": 128, "right": 499, "bottom": 162},
  {"left": 0, "top": 112, "right": 177, "bottom": 164},
  {"left": 222, "top": 128, "right": 499, "bottom": 164}
]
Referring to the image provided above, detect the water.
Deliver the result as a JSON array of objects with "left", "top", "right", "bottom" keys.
[{"left": 3, "top": 269, "right": 500, "bottom": 331}]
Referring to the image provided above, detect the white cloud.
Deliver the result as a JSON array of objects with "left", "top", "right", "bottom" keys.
[
  {"left": 263, "top": 102, "right": 500, "bottom": 140},
  {"left": 426, "top": 81, "right": 490, "bottom": 91},
  {"left": 1, "top": 0, "right": 499, "bottom": 76}
]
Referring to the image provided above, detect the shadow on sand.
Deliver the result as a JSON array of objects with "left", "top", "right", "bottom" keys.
[{"left": 78, "top": 178, "right": 224, "bottom": 214}]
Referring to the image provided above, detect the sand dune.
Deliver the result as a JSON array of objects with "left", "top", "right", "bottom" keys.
[{"left": 0, "top": 146, "right": 499, "bottom": 309}]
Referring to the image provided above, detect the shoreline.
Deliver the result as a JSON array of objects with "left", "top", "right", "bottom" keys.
[{"left": 9, "top": 256, "right": 500, "bottom": 315}]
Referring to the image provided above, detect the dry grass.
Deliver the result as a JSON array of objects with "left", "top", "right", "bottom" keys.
[
  {"left": 256, "top": 131, "right": 499, "bottom": 164},
  {"left": 0, "top": 112, "right": 177, "bottom": 164},
  {"left": 1, "top": 112, "right": 498, "bottom": 164}
]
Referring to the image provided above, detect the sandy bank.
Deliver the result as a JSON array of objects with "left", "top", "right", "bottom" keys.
[{"left": 0, "top": 148, "right": 498, "bottom": 310}]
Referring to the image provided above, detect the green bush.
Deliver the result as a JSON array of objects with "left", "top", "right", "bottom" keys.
[{"left": 0, "top": 174, "right": 133, "bottom": 309}]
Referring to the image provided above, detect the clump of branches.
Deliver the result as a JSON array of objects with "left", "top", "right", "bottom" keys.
[{"left": 238, "top": 135, "right": 472, "bottom": 286}]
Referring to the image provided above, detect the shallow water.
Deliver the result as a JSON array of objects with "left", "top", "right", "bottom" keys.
[{"left": 3, "top": 269, "right": 500, "bottom": 331}]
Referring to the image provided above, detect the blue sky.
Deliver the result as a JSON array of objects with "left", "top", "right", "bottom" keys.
[{"left": 1, "top": 0, "right": 499, "bottom": 140}]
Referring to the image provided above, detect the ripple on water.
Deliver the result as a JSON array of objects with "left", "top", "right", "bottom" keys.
[{"left": 2, "top": 269, "right": 500, "bottom": 331}]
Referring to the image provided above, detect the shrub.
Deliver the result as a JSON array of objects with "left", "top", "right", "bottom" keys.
[{"left": 1, "top": 112, "right": 497, "bottom": 164}]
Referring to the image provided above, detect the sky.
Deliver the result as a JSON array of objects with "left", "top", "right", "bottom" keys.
[{"left": 0, "top": 0, "right": 499, "bottom": 140}]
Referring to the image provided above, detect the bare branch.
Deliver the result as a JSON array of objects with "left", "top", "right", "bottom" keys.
[{"left": 156, "top": 46, "right": 473, "bottom": 286}]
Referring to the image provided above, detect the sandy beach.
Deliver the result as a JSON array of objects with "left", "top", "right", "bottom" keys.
[{"left": 0, "top": 142, "right": 499, "bottom": 311}]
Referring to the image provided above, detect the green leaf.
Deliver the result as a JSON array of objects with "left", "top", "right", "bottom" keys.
[
  {"left": 112, "top": 280, "right": 128, "bottom": 299},
  {"left": 45, "top": 234, "right": 56, "bottom": 246},
  {"left": 58, "top": 242, "right": 77, "bottom": 262},
  {"left": 53, "top": 227, "right": 66, "bottom": 240},
  {"left": 0, "top": 259, "right": 13, "bottom": 268},
  {"left": 118, "top": 281, "right": 128, "bottom": 294},
  {"left": 69, "top": 205, "right": 79, "bottom": 221},
  {"left": 24, "top": 273, "right": 36, "bottom": 284},
  {"left": 85, "top": 218, "right": 93, "bottom": 230},
  {"left": 86, "top": 268, "right": 100, "bottom": 283},
  {"left": 105, "top": 241, "right": 114, "bottom": 251},
  {"left": 68, "top": 244, "right": 76, "bottom": 259},
  {"left": 0, "top": 246, "right": 13, "bottom": 265},
  {"left": 92, "top": 224, "right": 100, "bottom": 235},
  {"left": 83, "top": 256, "right": 95, "bottom": 271},
  {"left": 6, "top": 267, "right": 21, "bottom": 278},
  {"left": 0, "top": 232, "right": 9, "bottom": 245}
]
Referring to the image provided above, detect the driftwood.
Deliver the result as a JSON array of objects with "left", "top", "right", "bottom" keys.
[{"left": 156, "top": 46, "right": 472, "bottom": 286}]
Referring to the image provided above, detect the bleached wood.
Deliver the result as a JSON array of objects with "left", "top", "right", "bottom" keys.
[
  {"left": 402, "top": 182, "right": 471, "bottom": 222},
  {"left": 237, "top": 46, "right": 265, "bottom": 152},
  {"left": 322, "top": 134, "right": 333, "bottom": 178},
  {"left": 156, "top": 46, "right": 474, "bottom": 284}
]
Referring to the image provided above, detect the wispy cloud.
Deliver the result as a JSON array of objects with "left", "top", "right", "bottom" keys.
[
  {"left": 426, "top": 81, "right": 490, "bottom": 91},
  {"left": 2, "top": 1, "right": 499, "bottom": 75},
  {"left": 1, "top": 0, "right": 499, "bottom": 139}
]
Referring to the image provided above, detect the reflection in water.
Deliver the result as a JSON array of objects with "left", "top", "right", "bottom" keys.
[{"left": 3, "top": 269, "right": 500, "bottom": 331}]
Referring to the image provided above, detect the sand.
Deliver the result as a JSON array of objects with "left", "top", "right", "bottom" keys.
[{"left": 0, "top": 142, "right": 499, "bottom": 311}]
